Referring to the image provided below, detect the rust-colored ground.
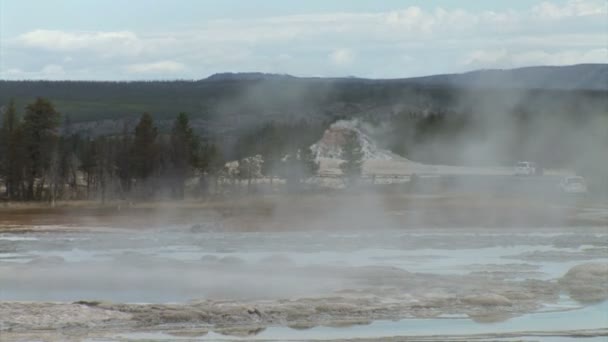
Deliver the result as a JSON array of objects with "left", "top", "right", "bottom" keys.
[{"left": 0, "top": 193, "right": 604, "bottom": 232}]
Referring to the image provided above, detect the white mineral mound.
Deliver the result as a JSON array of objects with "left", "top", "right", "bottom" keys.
[
  {"left": 310, "top": 119, "right": 516, "bottom": 177},
  {"left": 311, "top": 119, "right": 395, "bottom": 161}
]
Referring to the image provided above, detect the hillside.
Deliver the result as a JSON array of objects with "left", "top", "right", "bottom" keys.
[
  {"left": 404, "top": 64, "right": 608, "bottom": 91},
  {"left": 0, "top": 64, "right": 606, "bottom": 139},
  {"left": 204, "top": 64, "right": 608, "bottom": 90}
]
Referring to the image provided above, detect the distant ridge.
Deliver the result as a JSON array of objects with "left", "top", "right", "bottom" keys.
[
  {"left": 201, "top": 64, "right": 608, "bottom": 91},
  {"left": 1, "top": 64, "right": 605, "bottom": 132},
  {"left": 403, "top": 64, "right": 608, "bottom": 91},
  {"left": 205, "top": 72, "right": 296, "bottom": 81}
]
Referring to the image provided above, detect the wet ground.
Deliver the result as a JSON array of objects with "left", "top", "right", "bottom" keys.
[{"left": 1, "top": 224, "right": 607, "bottom": 341}]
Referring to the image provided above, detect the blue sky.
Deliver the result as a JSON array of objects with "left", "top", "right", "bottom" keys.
[{"left": 1, "top": 0, "right": 606, "bottom": 80}]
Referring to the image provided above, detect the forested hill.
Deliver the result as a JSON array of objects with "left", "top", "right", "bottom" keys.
[
  {"left": 204, "top": 64, "right": 608, "bottom": 89},
  {"left": 0, "top": 64, "right": 606, "bottom": 138},
  {"left": 402, "top": 64, "right": 608, "bottom": 91}
]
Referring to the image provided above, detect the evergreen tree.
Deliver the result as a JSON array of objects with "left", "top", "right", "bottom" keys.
[
  {"left": 1, "top": 99, "right": 19, "bottom": 198},
  {"left": 115, "top": 122, "right": 133, "bottom": 197},
  {"left": 95, "top": 137, "right": 117, "bottom": 204},
  {"left": 132, "top": 113, "right": 159, "bottom": 197},
  {"left": 260, "top": 124, "right": 284, "bottom": 187},
  {"left": 132, "top": 113, "right": 158, "bottom": 179},
  {"left": 279, "top": 152, "right": 299, "bottom": 192},
  {"left": 300, "top": 145, "right": 319, "bottom": 178},
  {"left": 199, "top": 142, "right": 224, "bottom": 196},
  {"left": 279, "top": 146, "right": 318, "bottom": 193},
  {"left": 10, "top": 126, "right": 26, "bottom": 199},
  {"left": 57, "top": 115, "right": 77, "bottom": 200},
  {"left": 78, "top": 137, "right": 98, "bottom": 199},
  {"left": 169, "top": 112, "right": 199, "bottom": 199},
  {"left": 238, "top": 155, "right": 262, "bottom": 193},
  {"left": 22, "top": 98, "right": 60, "bottom": 200},
  {"left": 340, "top": 132, "right": 364, "bottom": 185}
]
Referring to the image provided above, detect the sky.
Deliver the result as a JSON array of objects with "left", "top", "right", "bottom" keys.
[{"left": 0, "top": 0, "right": 606, "bottom": 80}]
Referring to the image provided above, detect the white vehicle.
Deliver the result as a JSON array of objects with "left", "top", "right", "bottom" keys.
[
  {"left": 559, "top": 176, "right": 587, "bottom": 194},
  {"left": 515, "top": 161, "right": 538, "bottom": 176}
]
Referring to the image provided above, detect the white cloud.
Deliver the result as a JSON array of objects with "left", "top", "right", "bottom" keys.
[
  {"left": 514, "top": 48, "right": 607, "bottom": 65},
  {"left": 18, "top": 30, "right": 142, "bottom": 53},
  {"left": 126, "top": 60, "right": 185, "bottom": 74},
  {"left": 4, "top": 0, "right": 607, "bottom": 79},
  {"left": 1, "top": 64, "right": 68, "bottom": 80},
  {"left": 464, "top": 48, "right": 608, "bottom": 68},
  {"left": 532, "top": 0, "right": 607, "bottom": 19},
  {"left": 41, "top": 64, "right": 65, "bottom": 75},
  {"left": 464, "top": 49, "right": 513, "bottom": 67},
  {"left": 385, "top": 6, "right": 434, "bottom": 32},
  {"left": 5, "top": 68, "right": 24, "bottom": 76},
  {"left": 277, "top": 53, "right": 293, "bottom": 61},
  {"left": 329, "top": 48, "right": 355, "bottom": 66}
]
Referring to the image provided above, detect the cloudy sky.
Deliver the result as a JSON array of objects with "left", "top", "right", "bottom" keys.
[{"left": 0, "top": 0, "right": 606, "bottom": 80}]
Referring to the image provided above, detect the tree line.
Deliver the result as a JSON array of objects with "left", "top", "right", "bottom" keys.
[
  {"left": 0, "top": 98, "right": 214, "bottom": 202},
  {"left": 1, "top": 98, "right": 366, "bottom": 202}
]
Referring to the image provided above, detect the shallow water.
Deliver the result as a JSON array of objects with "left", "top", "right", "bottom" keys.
[
  {"left": 1, "top": 227, "right": 607, "bottom": 340},
  {"left": 99, "top": 301, "right": 608, "bottom": 341},
  {"left": 235, "top": 301, "right": 608, "bottom": 340},
  {"left": 1, "top": 228, "right": 608, "bottom": 303}
]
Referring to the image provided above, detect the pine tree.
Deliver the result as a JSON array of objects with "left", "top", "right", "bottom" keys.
[
  {"left": 260, "top": 124, "right": 284, "bottom": 188},
  {"left": 280, "top": 152, "right": 299, "bottom": 192},
  {"left": 1, "top": 100, "right": 19, "bottom": 198},
  {"left": 199, "top": 142, "right": 224, "bottom": 196},
  {"left": 56, "top": 115, "right": 77, "bottom": 200},
  {"left": 169, "top": 112, "right": 199, "bottom": 199},
  {"left": 95, "top": 137, "right": 117, "bottom": 204},
  {"left": 116, "top": 122, "right": 133, "bottom": 197},
  {"left": 340, "top": 132, "right": 364, "bottom": 185},
  {"left": 9, "top": 127, "right": 26, "bottom": 199},
  {"left": 78, "top": 137, "right": 98, "bottom": 199},
  {"left": 22, "top": 98, "right": 61, "bottom": 200},
  {"left": 132, "top": 113, "right": 159, "bottom": 198},
  {"left": 278, "top": 145, "right": 318, "bottom": 193},
  {"left": 238, "top": 155, "right": 262, "bottom": 193},
  {"left": 300, "top": 145, "right": 319, "bottom": 179}
]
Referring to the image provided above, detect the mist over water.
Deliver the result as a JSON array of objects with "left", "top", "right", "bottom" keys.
[
  {"left": 2, "top": 227, "right": 607, "bottom": 302},
  {"left": 1, "top": 1, "right": 608, "bottom": 340}
]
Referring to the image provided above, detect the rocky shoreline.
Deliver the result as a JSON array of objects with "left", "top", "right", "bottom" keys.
[{"left": 1, "top": 262, "right": 606, "bottom": 341}]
